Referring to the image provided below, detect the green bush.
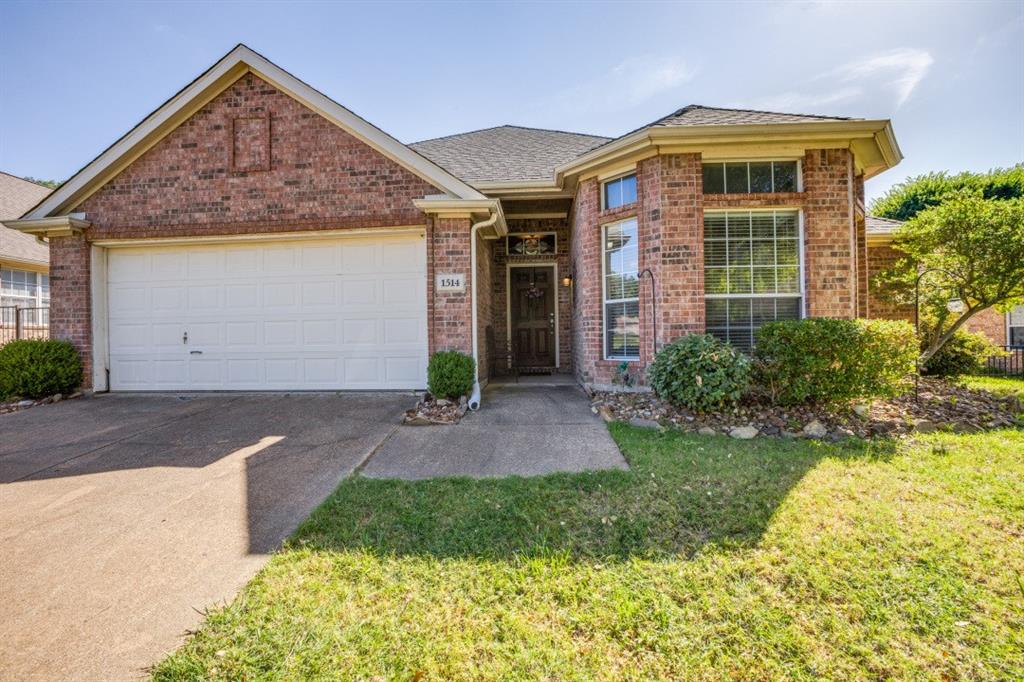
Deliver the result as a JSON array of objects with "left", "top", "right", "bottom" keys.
[
  {"left": 922, "top": 328, "right": 1003, "bottom": 376},
  {"left": 427, "top": 350, "right": 476, "bottom": 399},
  {"left": 647, "top": 334, "right": 750, "bottom": 412},
  {"left": 753, "top": 318, "right": 916, "bottom": 405},
  {"left": 0, "top": 339, "right": 83, "bottom": 399}
]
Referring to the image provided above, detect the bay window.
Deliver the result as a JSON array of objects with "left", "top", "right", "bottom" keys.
[
  {"left": 603, "top": 218, "right": 640, "bottom": 359},
  {"left": 704, "top": 210, "right": 802, "bottom": 351}
]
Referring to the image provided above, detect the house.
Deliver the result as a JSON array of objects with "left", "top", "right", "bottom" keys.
[
  {"left": 3, "top": 45, "right": 905, "bottom": 394},
  {"left": 865, "top": 215, "right": 1023, "bottom": 348},
  {"left": 1, "top": 172, "right": 52, "bottom": 337}
]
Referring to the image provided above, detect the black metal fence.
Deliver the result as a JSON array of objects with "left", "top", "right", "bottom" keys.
[
  {"left": 0, "top": 306, "right": 50, "bottom": 345},
  {"left": 984, "top": 345, "right": 1023, "bottom": 376}
]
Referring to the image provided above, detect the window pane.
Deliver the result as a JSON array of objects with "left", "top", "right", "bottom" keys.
[
  {"left": 725, "top": 163, "right": 748, "bottom": 193},
  {"left": 605, "top": 300, "right": 639, "bottom": 358},
  {"left": 728, "top": 267, "right": 752, "bottom": 294},
  {"left": 728, "top": 298, "right": 752, "bottom": 325},
  {"left": 751, "top": 213, "right": 774, "bottom": 239},
  {"left": 702, "top": 164, "right": 725, "bottom": 194},
  {"left": 775, "top": 212, "right": 798, "bottom": 238},
  {"left": 728, "top": 239, "right": 751, "bottom": 266},
  {"left": 773, "top": 161, "right": 798, "bottom": 192},
  {"left": 603, "top": 179, "right": 618, "bottom": 209},
  {"left": 777, "top": 266, "right": 800, "bottom": 293},
  {"left": 752, "top": 240, "right": 775, "bottom": 266},
  {"left": 1009, "top": 327, "right": 1024, "bottom": 347},
  {"left": 705, "top": 268, "right": 728, "bottom": 294},
  {"left": 704, "top": 213, "right": 727, "bottom": 240},
  {"left": 752, "top": 267, "right": 776, "bottom": 293},
  {"left": 620, "top": 174, "right": 637, "bottom": 205},
  {"left": 704, "top": 240, "right": 727, "bottom": 268},
  {"left": 726, "top": 212, "right": 751, "bottom": 240},
  {"left": 776, "top": 239, "right": 799, "bottom": 265},
  {"left": 749, "top": 163, "right": 772, "bottom": 192}
]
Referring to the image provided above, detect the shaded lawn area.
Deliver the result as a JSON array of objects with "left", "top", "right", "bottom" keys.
[{"left": 153, "top": 426, "right": 1024, "bottom": 680}]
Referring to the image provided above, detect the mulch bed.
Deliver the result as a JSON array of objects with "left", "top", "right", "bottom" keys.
[
  {"left": 403, "top": 394, "right": 469, "bottom": 425},
  {"left": 0, "top": 391, "right": 83, "bottom": 415},
  {"left": 591, "top": 377, "right": 1022, "bottom": 440}
]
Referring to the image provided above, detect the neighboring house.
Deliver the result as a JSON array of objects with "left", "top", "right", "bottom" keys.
[
  {"left": 0, "top": 172, "right": 52, "bottom": 335},
  {"left": 865, "top": 215, "right": 1023, "bottom": 348},
  {"left": 3, "top": 45, "right": 904, "bottom": 393}
]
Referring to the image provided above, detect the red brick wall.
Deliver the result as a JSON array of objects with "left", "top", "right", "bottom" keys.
[
  {"left": 76, "top": 73, "right": 439, "bottom": 239},
  {"left": 493, "top": 218, "right": 572, "bottom": 375},
  {"left": 802, "top": 148, "right": 857, "bottom": 318},
  {"left": 475, "top": 231, "right": 494, "bottom": 381},
  {"left": 571, "top": 177, "right": 603, "bottom": 385},
  {"left": 428, "top": 217, "right": 474, "bottom": 358},
  {"left": 49, "top": 235, "right": 92, "bottom": 387},
  {"left": 866, "top": 243, "right": 914, "bottom": 322},
  {"left": 965, "top": 307, "right": 1007, "bottom": 345}
]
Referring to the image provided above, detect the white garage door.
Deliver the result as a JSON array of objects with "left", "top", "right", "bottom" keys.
[{"left": 107, "top": 233, "right": 427, "bottom": 391}]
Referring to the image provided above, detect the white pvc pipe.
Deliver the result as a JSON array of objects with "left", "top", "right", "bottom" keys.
[{"left": 467, "top": 209, "right": 499, "bottom": 410}]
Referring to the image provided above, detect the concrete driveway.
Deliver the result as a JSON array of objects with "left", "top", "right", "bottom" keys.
[{"left": 0, "top": 392, "right": 413, "bottom": 681}]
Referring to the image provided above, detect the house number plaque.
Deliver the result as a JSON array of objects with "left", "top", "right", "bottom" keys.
[{"left": 436, "top": 273, "right": 466, "bottom": 293}]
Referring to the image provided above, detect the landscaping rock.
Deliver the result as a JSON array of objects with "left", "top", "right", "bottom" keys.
[
  {"left": 597, "top": 405, "right": 615, "bottom": 423},
  {"left": 629, "top": 417, "right": 661, "bottom": 430},
  {"left": 697, "top": 426, "right": 717, "bottom": 436},
  {"left": 16, "top": 400, "right": 33, "bottom": 408},
  {"left": 852, "top": 403, "right": 870, "bottom": 418},
  {"left": 913, "top": 420, "right": 938, "bottom": 433},
  {"left": 729, "top": 425, "right": 759, "bottom": 439},
  {"left": 803, "top": 420, "right": 828, "bottom": 439}
]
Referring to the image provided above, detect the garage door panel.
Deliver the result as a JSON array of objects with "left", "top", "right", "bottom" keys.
[{"left": 108, "top": 234, "right": 427, "bottom": 391}]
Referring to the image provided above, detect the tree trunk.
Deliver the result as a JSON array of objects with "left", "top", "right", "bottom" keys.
[{"left": 918, "top": 306, "right": 985, "bottom": 365}]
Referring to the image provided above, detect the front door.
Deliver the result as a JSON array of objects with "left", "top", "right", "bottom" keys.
[{"left": 510, "top": 266, "right": 555, "bottom": 368}]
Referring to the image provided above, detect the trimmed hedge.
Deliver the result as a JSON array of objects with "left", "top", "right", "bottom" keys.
[
  {"left": 752, "top": 318, "right": 916, "bottom": 405},
  {"left": 922, "top": 328, "right": 1003, "bottom": 376},
  {"left": 0, "top": 339, "right": 83, "bottom": 399},
  {"left": 647, "top": 334, "right": 750, "bottom": 412},
  {"left": 427, "top": 350, "right": 476, "bottom": 399}
]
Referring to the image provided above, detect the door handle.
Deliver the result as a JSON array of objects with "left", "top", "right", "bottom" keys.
[
  {"left": 183, "top": 331, "right": 188, "bottom": 344},
  {"left": 190, "top": 350, "right": 203, "bottom": 355}
]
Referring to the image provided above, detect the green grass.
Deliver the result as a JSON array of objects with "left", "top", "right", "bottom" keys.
[
  {"left": 960, "top": 374, "right": 1024, "bottom": 401},
  {"left": 153, "top": 427, "right": 1024, "bottom": 680}
]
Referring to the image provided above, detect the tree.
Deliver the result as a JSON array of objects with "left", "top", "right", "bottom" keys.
[
  {"left": 870, "top": 165, "right": 1023, "bottom": 221},
  {"left": 876, "top": 195, "right": 1024, "bottom": 365},
  {"left": 21, "top": 176, "right": 62, "bottom": 189}
]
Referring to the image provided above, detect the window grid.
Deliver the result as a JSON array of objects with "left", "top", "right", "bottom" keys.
[
  {"left": 0, "top": 268, "right": 49, "bottom": 310},
  {"left": 1009, "top": 305, "right": 1024, "bottom": 348},
  {"left": 602, "top": 218, "right": 640, "bottom": 360},
  {"left": 602, "top": 173, "right": 638, "bottom": 211},
  {"left": 703, "top": 210, "right": 802, "bottom": 352},
  {"left": 702, "top": 161, "right": 799, "bottom": 194}
]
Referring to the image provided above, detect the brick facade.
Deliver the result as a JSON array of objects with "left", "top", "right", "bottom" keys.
[
  {"left": 48, "top": 235, "right": 92, "bottom": 384},
  {"left": 572, "top": 147, "right": 862, "bottom": 389},
  {"left": 866, "top": 243, "right": 914, "bottom": 322},
  {"left": 965, "top": 308, "right": 1008, "bottom": 346}
]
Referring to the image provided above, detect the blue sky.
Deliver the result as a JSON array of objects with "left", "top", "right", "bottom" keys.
[{"left": 1, "top": 0, "right": 1021, "bottom": 204}]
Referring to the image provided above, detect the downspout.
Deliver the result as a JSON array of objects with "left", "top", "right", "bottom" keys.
[{"left": 467, "top": 208, "right": 499, "bottom": 410}]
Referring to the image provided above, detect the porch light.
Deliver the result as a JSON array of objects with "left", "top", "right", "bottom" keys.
[
  {"left": 947, "top": 298, "right": 965, "bottom": 313},
  {"left": 562, "top": 275, "right": 573, "bottom": 288}
]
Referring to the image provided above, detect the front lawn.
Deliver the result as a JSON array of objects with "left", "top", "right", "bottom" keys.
[
  {"left": 960, "top": 374, "right": 1024, "bottom": 401},
  {"left": 154, "top": 427, "right": 1024, "bottom": 680}
]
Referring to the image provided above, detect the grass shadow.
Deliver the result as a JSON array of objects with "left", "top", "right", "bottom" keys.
[{"left": 288, "top": 425, "right": 902, "bottom": 562}]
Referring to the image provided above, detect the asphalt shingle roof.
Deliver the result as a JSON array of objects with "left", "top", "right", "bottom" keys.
[
  {"left": 866, "top": 215, "right": 903, "bottom": 236},
  {"left": 0, "top": 172, "right": 51, "bottom": 266},
  {"left": 409, "top": 125, "right": 611, "bottom": 183},
  {"left": 409, "top": 106, "right": 857, "bottom": 186}
]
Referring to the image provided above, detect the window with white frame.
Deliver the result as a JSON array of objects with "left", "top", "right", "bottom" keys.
[
  {"left": 1, "top": 268, "right": 49, "bottom": 310},
  {"left": 1009, "top": 305, "right": 1024, "bottom": 347},
  {"left": 702, "top": 161, "right": 799, "bottom": 194},
  {"left": 602, "top": 173, "right": 637, "bottom": 210},
  {"left": 704, "top": 210, "right": 802, "bottom": 351},
  {"left": 603, "top": 218, "right": 640, "bottom": 359}
]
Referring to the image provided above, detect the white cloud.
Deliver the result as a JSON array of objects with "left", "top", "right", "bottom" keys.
[
  {"left": 828, "top": 48, "right": 934, "bottom": 107},
  {"left": 552, "top": 55, "right": 697, "bottom": 113}
]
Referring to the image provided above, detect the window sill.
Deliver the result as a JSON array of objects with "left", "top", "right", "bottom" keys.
[
  {"left": 599, "top": 203, "right": 638, "bottom": 220},
  {"left": 703, "top": 192, "right": 804, "bottom": 205},
  {"left": 598, "top": 358, "right": 641, "bottom": 366}
]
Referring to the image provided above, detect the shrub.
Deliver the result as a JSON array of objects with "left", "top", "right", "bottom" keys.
[
  {"left": 427, "top": 350, "right": 476, "bottom": 399},
  {"left": 752, "top": 318, "right": 916, "bottom": 405},
  {"left": 922, "top": 328, "right": 1003, "bottom": 376},
  {"left": 647, "top": 334, "right": 750, "bottom": 412},
  {"left": 0, "top": 339, "right": 83, "bottom": 399}
]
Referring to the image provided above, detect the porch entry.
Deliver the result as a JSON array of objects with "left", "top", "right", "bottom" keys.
[{"left": 509, "top": 265, "right": 556, "bottom": 371}]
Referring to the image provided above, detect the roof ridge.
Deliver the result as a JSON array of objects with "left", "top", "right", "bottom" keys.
[
  {"left": 410, "top": 124, "right": 612, "bottom": 146},
  {"left": 658, "top": 103, "right": 853, "bottom": 123}
]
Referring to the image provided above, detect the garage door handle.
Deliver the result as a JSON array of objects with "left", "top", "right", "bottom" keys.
[{"left": 190, "top": 350, "right": 203, "bottom": 355}]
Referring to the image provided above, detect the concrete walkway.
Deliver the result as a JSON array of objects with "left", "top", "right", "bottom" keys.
[
  {"left": 0, "top": 392, "right": 413, "bottom": 681},
  {"left": 362, "top": 383, "right": 628, "bottom": 480}
]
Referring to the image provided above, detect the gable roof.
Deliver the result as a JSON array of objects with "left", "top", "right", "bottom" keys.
[
  {"left": 0, "top": 173, "right": 51, "bottom": 266},
  {"left": 646, "top": 104, "right": 852, "bottom": 128},
  {"left": 409, "top": 126, "right": 611, "bottom": 184},
  {"left": 22, "top": 44, "right": 484, "bottom": 220}
]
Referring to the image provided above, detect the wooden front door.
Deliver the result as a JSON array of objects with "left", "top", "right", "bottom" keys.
[{"left": 510, "top": 266, "right": 556, "bottom": 368}]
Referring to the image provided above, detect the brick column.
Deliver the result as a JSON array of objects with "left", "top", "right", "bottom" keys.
[
  {"left": 803, "top": 148, "right": 857, "bottom": 318},
  {"left": 428, "top": 216, "right": 474, "bottom": 356},
  {"left": 49, "top": 234, "right": 93, "bottom": 389},
  {"left": 655, "top": 153, "right": 705, "bottom": 340}
]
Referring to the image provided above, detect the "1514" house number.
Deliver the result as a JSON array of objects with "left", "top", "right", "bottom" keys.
[{"left": 436, "top": 273, "right": 466, "bottom": 293}]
